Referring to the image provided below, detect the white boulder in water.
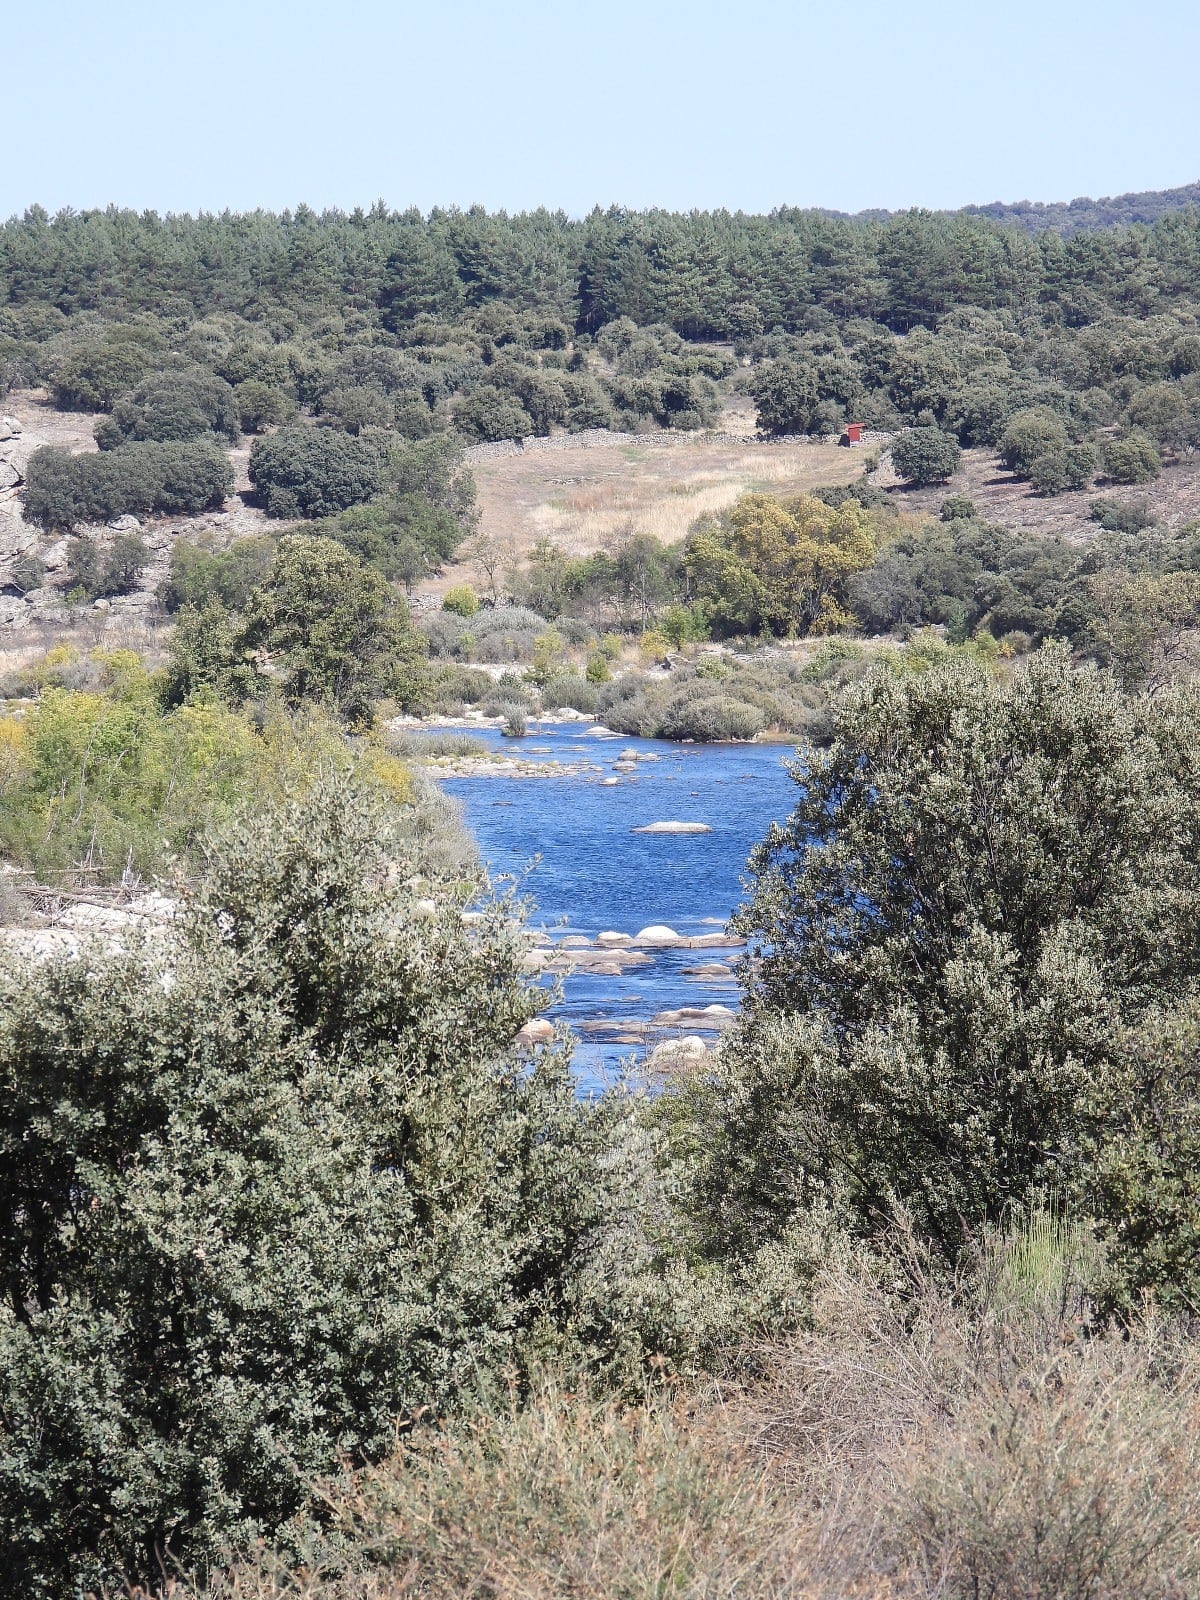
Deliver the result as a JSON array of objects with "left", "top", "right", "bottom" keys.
[
  {"left": 631, "top": 820, "right": 712, "bottom": 834},
  {"left": 516, "top": 1018, "right": 555, "bottom": 1047},
  {"left": 648, "top": 1035, "right": 709, "bottom": 1068}
]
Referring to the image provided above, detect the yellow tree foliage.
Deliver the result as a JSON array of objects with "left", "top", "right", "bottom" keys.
[
  {"left": 0, "top": 655, "right": 415, "bottom": 883},
  {"left": 687, "top": 492, "right": 878, "bottom": 636}
]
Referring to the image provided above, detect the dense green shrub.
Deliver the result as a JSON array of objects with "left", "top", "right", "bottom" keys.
[
  {"left": 849, "top": 515, "right": 1078, "bottom": 640},
  {"left": 427, "top": 663, "right": 494, "bottom": 710},
  {"left": 1089, "top": 496, "right": 1158, "bottom": 534},
  {"left": 442, "top": 584, "right": 480, "bottom": 616},
  {"left": 23, "top": 440, "right": 232, "bottom": 530},
  {"left": 157, "top": 534, "right": 276, "bottom": 613},
  {"left": 540, "top": 672, "right": 599, "bottom": 714},
  {"left": 233, "top": 377, "right": 294, "bottom": 432},
  {"left": 889, "top": 426, "right": 961, "bottom": 485},
  {"left": 687, "top": 647, "right": 1200, "bottom": 1261},
  {"left": 9, "top": 550, "right": 45, "bottom": 593},
  {"left": 597, "top": 655, "right": 833, "bottom": 742},
  {"left": 95, "top": 368, "right": 240, "bottom": 447},
  {"left": 0, "top": 779, "right": 682, "bottom": 1595},
  {"left": 66, "top": 530, "right": 149, "bottom": 598},
  {"left": 422, "top": 604, "right": 549, "bottom": 663},
  {"left": 248, "top": 427, "right": 383, "bottom": 518},
  {"left": 657, "top": 689, "right": 765, "bottom": 741},
  {"left": 453, "top": 385, "right": 534, "bottom": 442},
  {"left": 940, "top": 494, "right": 977, "bottom": 521},
  {"left": 1093, "top": 999, "right": 1200, "bottom": 1315},
  {"left": 1103, "top": 429, "right": 1162, "bottom": 485},
  {"left": 319, "top": 384, "right": 396, "bottom": 434},
  {"left": 313, "top": 493, "right": 466, "bottom": 577}
]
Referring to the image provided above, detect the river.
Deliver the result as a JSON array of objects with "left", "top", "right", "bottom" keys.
[{"left": 434, "top": 724, "right": 800, "bottom": 1090}]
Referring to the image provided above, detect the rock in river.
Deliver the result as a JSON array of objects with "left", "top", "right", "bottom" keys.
[
  {"left": 631, "top": 820, "right": 713, "bottom": 834},
  {"left": 516, "top": 1018, "right": 555, "bottom": 1047},
  {"left": 648, "top": 1035, "right": 709, "bottom": 1069}
]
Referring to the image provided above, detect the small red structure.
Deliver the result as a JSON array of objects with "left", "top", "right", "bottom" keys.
[{"left": 846, "top": 422, "right": 863, "bottom": 445}]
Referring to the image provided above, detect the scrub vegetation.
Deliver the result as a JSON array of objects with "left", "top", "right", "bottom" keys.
[{"left": 8, "top": 193, "right": 1200, "bottom": 1597}]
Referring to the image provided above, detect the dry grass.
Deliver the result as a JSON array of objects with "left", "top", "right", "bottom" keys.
[
  {"left": 183, "top": 1221, "right": 1200, "bottom": 1600},
  {"left": 421, "top": 423, "right": 868, "bottom": 600},
  {"left": 877, "top": 445, "right": 1200, "bottom": 545}
]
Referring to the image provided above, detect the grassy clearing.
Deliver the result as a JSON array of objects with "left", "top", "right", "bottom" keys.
[{"left": 427, "top": 431, "right": 866, "bottom": 602}]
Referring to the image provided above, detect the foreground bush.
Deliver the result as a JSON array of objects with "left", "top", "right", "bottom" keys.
[
  {"left": 0, "top": 655, "right": 403, "bottom": 883},
  {"left": 0, "top": 779, "right": 684, "bottom": 1597},
  {"left": 188, "top": 1223, "right": 1200, "bottom": 1600}
]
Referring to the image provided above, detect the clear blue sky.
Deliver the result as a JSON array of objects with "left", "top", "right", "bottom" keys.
[{"left": 6, "top": 0, "right": 1199, "bottom": 220}]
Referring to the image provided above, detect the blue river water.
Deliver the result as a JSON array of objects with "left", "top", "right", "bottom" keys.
[{"left": 434, "top": 724, "right": 800, "bottom": 1088}]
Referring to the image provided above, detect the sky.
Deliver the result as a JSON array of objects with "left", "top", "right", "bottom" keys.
[{"left": 5, "top": 0, "right": 1199, "bottom": 220}]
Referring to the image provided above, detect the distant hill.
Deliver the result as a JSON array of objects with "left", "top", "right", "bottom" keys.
[{"left": 818, "top": 180, "right": 1200, "bottom": 235}]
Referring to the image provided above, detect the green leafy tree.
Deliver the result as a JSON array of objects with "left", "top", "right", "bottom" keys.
[
  {"left": 248, "top": 427, "right": 383, "bottom": 519},
  {"left": 160, "top": 599, "right": 258, "bottom": 707},
  {"left": 97, "top": 368, "right": 240, "bottom": 447},
  {"left": 233, "top": 378, "right": 294, "bottom": 432},
  {"left": 1103, "top": 429, "right": 1162, "bottom": 485},
  {"left": 752, "top": 359, "right": 820, "bottom": 435},
  {"left": 1094, "top": 999, "right": 1200, "bottom": 1316},
  {"left": 51, "top": 336, "right": 159, "bottom": 412},
  {"left": 890, "top": 426, "right": 961, "bottom": 485},
  {"left": 244, "top": 535, "right": 428, "bottom": 721},
  {"left": 1000, "top": 407, "right": 1070, "bottom": 478},
  {"left": 453, "top": 386, "right": 533, "bottom": 443},
  {"left": 685, "top": 493, "right": 877, "bottom": 636},
  {"left": 678, "top": 648, "right": 1200, "bottom": 1261},
  {"left": 157, "top": 535, "right": 276, "bottom": 614}
]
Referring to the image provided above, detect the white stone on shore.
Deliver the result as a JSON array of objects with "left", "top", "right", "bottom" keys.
[
  {"left": 635, "top": 924, "right": 682, "bottom": 946},
  {"left": 652, "top": 1003, "right": 736, "bottom": 1027}
]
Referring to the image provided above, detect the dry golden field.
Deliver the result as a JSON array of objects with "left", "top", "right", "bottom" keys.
[{"left": 421, "top": 410, "right": 871, "bottom": 598}]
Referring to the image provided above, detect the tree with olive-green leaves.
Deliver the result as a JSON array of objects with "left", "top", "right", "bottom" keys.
[
  {"left": 671, "top": 647, "right": 1200, "bottom": 1263},
  {"left": 243, "top": 535, "right": 429, "bottom": 721},
  {"left": 685, "top": 492, "right": 878, "bottom": 636},
  {"left": 890, "top": 425, "right": 961, "bottom": 485}
]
